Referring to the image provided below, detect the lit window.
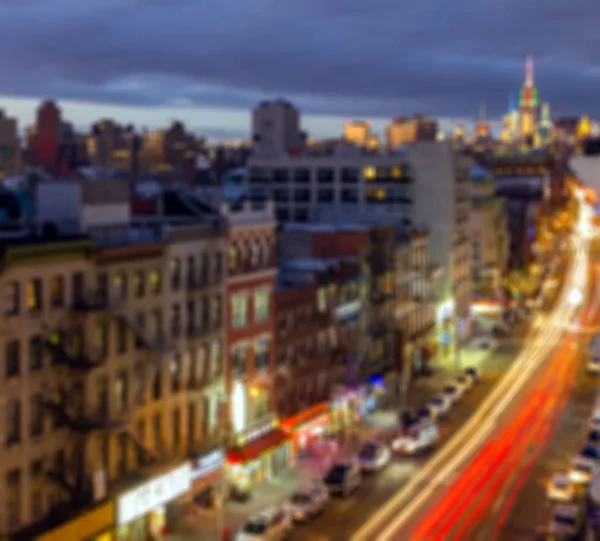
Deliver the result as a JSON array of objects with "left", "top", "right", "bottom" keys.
[
  {"left": 251, "top": 244, "right": 260, "bottom": 269},
  {"left": 231, "top": 295, "right": 248, "bottom": 329},
  {"left": 363, "top": 166, "right": 376, "bottom": 181},
  {"left": 317, "top": 288, "right": 327, "bottom": 312},
  {"left": 170, "top": 258, "right": 181, "bottom": 290},
  {"left": 26, "top": 279, "right": 42, "bottom": 311},
  {"left": 391, "top": 166, "right": 402, "bottom": 179},
  {"left": 149, "top": 269, "right": 161, "bottom": 294},
  {"left": 50, "top": 276, "right": 64, "bottom": 307},
  {"left": 254, "top": 290, "right": 269, "bottom": 323},
  {"left": 113, "top": 272, "right": 127, "bottom": 300},
  {"left": 229, "top": 246, "right": 238, "bottom": 273}
]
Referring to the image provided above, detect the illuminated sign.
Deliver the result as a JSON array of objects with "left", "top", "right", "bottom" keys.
[
  {"left": 191, "top": 450, "right": 224, "bottom": 481},
  {"left": 335, "top": 300, "right": 362, "bottom": 320},
  {"left": 117, "top": 463, "right": 191, "bottom": 525}
]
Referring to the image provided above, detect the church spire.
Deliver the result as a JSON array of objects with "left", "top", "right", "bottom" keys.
[{"left": 525, "top": 54, "right": 534, "bottom": 89}]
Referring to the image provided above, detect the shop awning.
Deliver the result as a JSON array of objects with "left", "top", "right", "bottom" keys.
[
  {"left": 227, "top": 429, "right": 290, "bottom": 464},
  {"left": 280, "top": 402, "right": 330, "bottom": 433}
]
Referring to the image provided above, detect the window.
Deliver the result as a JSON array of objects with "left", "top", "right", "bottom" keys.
[
  {"left": 170, "top": 353, "right": 182, "bottom": 393},
  {"left": 133, "top": 270, "right": 145, "bottom": 298},
  {"left": 26, "top": 278, "right": 42, "bottom": 311},
  {"left": 6, "top": 399, "right": 21, "bottom": 445},
  {"left": 150, "top": 309, "right": 162, "bottom": 342},
  {"left": 341, "top": 189, "right": 358, "bottom": 203},
  {"left": 231, "top": 295, "right": 248, "bottom": 329},
  {"left": 255, "top": 339, "right": 269, "bottom": 371},
  {"left": 232, "top": 345, "right": 247, "bottom": 376},
  {"left": 170, "top": 258, "right": 181, "bottom": 290},
  {"left": 116, "top": 319, "right": 128, "bottom": 354},
  {"left": 201, "top": 253, "right": 210, "bottom": 284},
  {"left": 317, "top": 168, "right": 334, "bottom": 183},
  {"left": 317, "top": 189, "right": 334, "bottom": 203},
  {"left": 273, "top": 168, "right": 289, "bottom": 183},
  {"left": 149, "top": 269, "right": 161, "bottom": 294},
  {"left": 254, "top": 290, "right": 269, "bottom": 323},
  {"left": 276, "top": 208, "right": 290, "bottom": 223},
  {"left": 113, "top": 272, "right": 127, "bottom": 301},
  {"left": 96, "top": 272, "right": 108, "bottom": 306},
  {"left": 187, "top": 256, "right": 196, "bottom": 288},
  {"left": 274, "top": 189, "right": 289, "bottom": 202},
  {"left": 6, "top": 281, "right": 20, "bottom": 315},
  {"left": 6, "top": 469, "right": 21, "bottom": 530},
  {"left": 30, "top": 394, "right": 44, "bottom": 436},
  {"left": 212, "top": 294, "right": 222, "bottom": 327},
  {"left": 172, "top": 408, "right": 181, "bottom": 450},
  {"left": 5, "top": 340, "right": 20, "bottom": 378},
  {"left": 95, "top": 322, "right": 109, "bottom": 358},
  {"left": 251, "top": 244, "right": 260, "bottom": 269},
  {"left": 214, "top": 251, "right": 223, "bottom": 280},
  {"left": 72, "top": 272, "right": 84, "bottom": 306},
  {"left": 171, "top": 303, "right": 181, "bottom": 338},
  {"left": 186, "top": 300, "right": 196, "bottom": 335},
  {"left": 293, "top": 168, "right": 310, "bottom": 183},
  {"left": 341, "top": 167, "right": 359, "bottom": 183},
  {"left": 115, "top": 372, "right": 128, "bottom": 412},
  {"left": 294, "top": 189, "right": 310, "bottom": 203},
  {"left": 29, "top": 336, "right": 43, "bottom": 371},
  {"left": 201, "top": 296, "right": 211, "bottom": 328},
  {"left": 229, "top": 246, "right": 238, "bottom": 273},
  {"left": 210, "top": 340, "right": 222, "bottom": 375},
  {"left": 152, "top": 368, "right": 162, "bottom": 401},
  {"left": 50, "top": 275, "right": 65, "bottom": 308},
  {"left": 263, "top": 243, "right": 272, "bottom": 267}
]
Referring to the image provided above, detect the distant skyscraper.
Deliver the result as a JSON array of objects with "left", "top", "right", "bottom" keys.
[
  {"left": 34, "top": 100, "right": 61, "bottom": 173},
  {"left": 539, "top": 103, "right": 552, "bottom": 145},
  {"left": 344, "top": 121, "right": 371, "bottom": 146},
  {"left": 518, "top": 56, "right": 539, "bottom": 138}
]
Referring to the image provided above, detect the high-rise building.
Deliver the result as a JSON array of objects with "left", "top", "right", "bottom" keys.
[
  {"left": 386, "top": 115, "right": 438, "bottom": 148},
  {"left": 33, "top": 100, "right": 61, "bottom": 173},
  {"left": 0, "top": 109, "right": 20, "bottom": 176},
  {"left": 251, "top": 100, "right": 304, "bottom": 157},
  {"left": 344, "top": 121, "right": 371, "bottom": 146},
  {"left": 518, "top": 56, "right": 539, "bottom": 139}
]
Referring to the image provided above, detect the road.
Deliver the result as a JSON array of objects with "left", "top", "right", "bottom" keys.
[
  {"left": 289, "top": 334, "right": 528, "bottom": 541},
  {"left": 350, "top": 192, "right": 592, "bottom": 541}
]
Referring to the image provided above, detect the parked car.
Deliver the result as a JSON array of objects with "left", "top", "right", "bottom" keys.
[
  {"left": 454, "top": 375, "right": 473, "bottom": 394},
  {"left": 323, "top": 462, "right": 362, "bottom": 497},
  {"left": 569, "top": 457, "right": 595, "bottom": 485},
  {"left": 547, "top": 504, "right": 581, "bottom": 539},
  {"left": 236, "top": 508, "right": 292, "bottom": 541},
  {"left": 442, "top": 384, "right": 462, "bottom": 404},
  {"left": 392, "top": 424, "right": 440, "bottom": 455},
  {"left": 546, "top": 474, "right": 575, "bottom": 503},
  {"left": 428, "top": 395, "right": 452, "bottom": 417},
  {"left": 587, "top": 429, "right": 600, "bottom": 445},
  {"left": 287, "top": 481, "right": 330, "bottom": 522},
  {"left": 417, "top": 405, "right": 437, "bottom": 423},
  {"left": 357, "top": 441, "right": 391, "bottom": 472},
  {"left": 578, "top": 443, "right": 600, "bottom": 464},
  {"left": 464, "top": 367, "right": 482, "bottom": 382}
]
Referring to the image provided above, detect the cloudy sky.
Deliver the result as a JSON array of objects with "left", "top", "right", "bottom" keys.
[{"left": 0, "top": 0, "right": 598, "bottom": 140}]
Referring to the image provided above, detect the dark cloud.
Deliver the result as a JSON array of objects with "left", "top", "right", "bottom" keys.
[{"left": 1, "top": 0, "right": 599, "bottom": 124}]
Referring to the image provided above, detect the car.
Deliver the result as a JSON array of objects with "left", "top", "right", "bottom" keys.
[
  {"left": 546, "top": 474, "right": 576, "bottom": 503},
  {"left": 417, "top": 405, "right": 438, "bottom": 423},
  {"left": 323, "top": 462, "right": 361, "bottom": 497},
  {"left": 464, "top": 366, "right": 482, "bottom": 382},
  {"left": 428, "top": 395, "right": 452, "bottom": 417},
  {"left": 578, "top": 443, "right": 600, "bottom": 463},
  {"left": 236, "top": 508, "right": 292, "bottom": 541},
  {"left": 287, "top": 481, "right": 330, "bottom": 522},
  {"left": 442, "top": 384, "right": 462, "bottom": 404},
  {"left": 454, "top": 375, "right": 473, "bottom": 394},
  {"left": 587, "top": 429, "right": 600, "bottom": 445},
  {"left": 356, "top": 441, "right": 391, "bottom": 472},
  {"left": 589, "top": 410, "right": 600, "bottom": 430},
  {"left": 547, "top": 504, "right": 581, "bottom": 539},
  {"left": 391, "top": 424, "right": 440, "bottom": 455},
  {"left": 569, "top": 457, "right": 595, "bottom": 485}
]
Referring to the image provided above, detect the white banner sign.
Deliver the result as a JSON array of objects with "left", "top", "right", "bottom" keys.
[{"left": 117, "top": 462, "right": 191, "bottom": 525}]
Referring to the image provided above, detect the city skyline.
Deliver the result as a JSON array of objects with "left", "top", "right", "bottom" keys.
[{"left": 0, "top": 0, "right": 598, "bottom": 139}]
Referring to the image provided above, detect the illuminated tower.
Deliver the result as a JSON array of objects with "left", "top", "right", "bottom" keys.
[
  {"left": 475, "top": 102, "right": 491, "bottom": 138},
  {"left": 518, "top": 55, "right": 539, "bottom": 138},
  {"left": 539, "top": 102, "right": 552, "bottom": 145}
]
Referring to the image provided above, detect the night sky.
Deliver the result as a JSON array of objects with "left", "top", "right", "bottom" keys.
[{"left": 0, "top": 0, "right": 597, "bottom": 139}]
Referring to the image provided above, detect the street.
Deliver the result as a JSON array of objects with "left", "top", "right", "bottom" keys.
[{"left": 350, "top": 195, "right": 592, "bottom": 541}]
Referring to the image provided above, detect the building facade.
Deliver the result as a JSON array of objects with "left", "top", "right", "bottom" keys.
[
  {"left": 386, "top": 115, "right": 438, "bottom": 148},
  {"left": 0, "top": 109, "right": 21, "bottom": 177},
  {"left": 0, "top": 220, "right": 228, "bottom": 539},
  {"left": 469, "top": 165, "right": 509, "bottom": 296}
]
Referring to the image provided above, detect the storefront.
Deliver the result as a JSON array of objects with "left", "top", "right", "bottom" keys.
[
  {"left": 280, "top": 402, "right": 332, "bottom": 454},
  {"left": 227, "top": 419, "right": 293, "bottom": 495},
  {"left": 190, "top": 449, "right": 225, "bottom": 507},
  {"left": 115, "top": 462, "right": 191, "bottom": 541},
  {"left": 35, "top": 501, "right": 114, "bottom": 541},
  {"left": 329, "top": 385, "right": 369, "bottom": 430}
]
